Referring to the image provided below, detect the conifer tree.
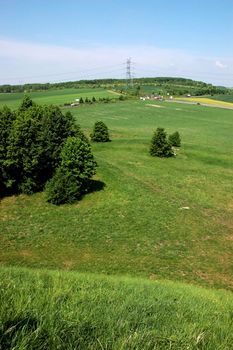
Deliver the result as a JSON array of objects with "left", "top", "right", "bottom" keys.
[
  {"left": 169, "top": 131, "right": 181, "bottom": 147},
  {"left": 150, "top": 128, "right": 174, "bottom": 157},
  {"left": 90, "top": 121, "right": 110, "bottom": 142},
  {"left": 45, "top": 137, "right": 97, "bottom": 205}
]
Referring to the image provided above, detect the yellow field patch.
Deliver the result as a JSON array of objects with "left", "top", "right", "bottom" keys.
[{"left": 177, "top": 97, "right": 233, "bottom": 108}]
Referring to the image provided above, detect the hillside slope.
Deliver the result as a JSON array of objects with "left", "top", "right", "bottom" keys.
[{"left": 0, "top": 267, "right": 233, "bottom": 350}]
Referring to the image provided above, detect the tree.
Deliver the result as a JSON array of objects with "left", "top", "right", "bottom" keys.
[
  {"left": 0, "top": 106, "right": 16, "bottom": 195},
  {"left": 92, "top": 96, "right": 96, "bottom": 103},
  {"left": 4, "top": 104, "right": 81, "bottom": 194},
  {"left": 150, "top": 128, "right": 174, "bottom": 157},
  {"left": 79, "top": 97, "right": 84, "bottom": 104},
  {"left": 90, "top": 121, "right": 110, "bottom": 142},
  {"left": 168, "top": 131, "right": 181, "bottom": 147},
  {"left": 45, "top": 137, "right": 97, "bottom": 205},
  {"left": 18, "top": 95, "right": 34, "bottom": 112}
]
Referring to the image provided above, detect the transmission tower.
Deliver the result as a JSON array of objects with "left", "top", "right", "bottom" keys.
[{"left": 126, "top": 58, "right": 133, "bottom": 89}]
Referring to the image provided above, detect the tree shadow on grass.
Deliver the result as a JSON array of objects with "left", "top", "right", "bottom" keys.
[{"left": 85, "top": 179, "right": 106, "bottom": 195}]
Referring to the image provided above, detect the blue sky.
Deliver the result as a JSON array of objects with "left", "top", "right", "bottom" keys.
[{"left": 0, "top": 0, "right": 232, "bottom": 86}]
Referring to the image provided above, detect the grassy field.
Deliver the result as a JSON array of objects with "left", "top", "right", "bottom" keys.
[
  {"left": 0, "top": 88, "right": 115, "bottom": 108},
  {"left": 1, "top": 267, "right": 233, "bottom": 350},
  {"left": 1, "top": 99, "right": 233, "bottom": 290}
]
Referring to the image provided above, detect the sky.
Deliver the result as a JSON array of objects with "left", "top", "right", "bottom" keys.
[{"left": 0, "top": 0, "right": 232, "bottom": 86}]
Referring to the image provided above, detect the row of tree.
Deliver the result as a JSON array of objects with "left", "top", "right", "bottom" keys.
[{"left": 0, "top": 77, "right": 230, "bottom": 94}]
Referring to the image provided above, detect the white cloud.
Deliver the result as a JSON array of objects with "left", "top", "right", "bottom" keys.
[
  {"left": 215, "top": 60, "right": 227, "bottom": 69},
  {"left": 0, "top": 38, "right": 232, "bottom": 86}
]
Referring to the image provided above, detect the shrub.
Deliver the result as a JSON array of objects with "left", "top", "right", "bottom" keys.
[
  {"left": 45, "top": 137, "right": 97, "bottom": 205},
  {"left": 150, "top": 128, "right": 174, "bottom": 157},
  {"left": 90, "top": 121, "right": 110, "bottom": 142},
  {"left": 169, "top": 131, "right": 181, "bottom": 147}
]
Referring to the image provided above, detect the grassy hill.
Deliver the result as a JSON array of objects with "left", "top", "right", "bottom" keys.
[
  {"left": 1, "top": 267, "right": 233, "bottom": 349},
  {"left": 1, "top": 100, "right": 232, "bottom": 290}
]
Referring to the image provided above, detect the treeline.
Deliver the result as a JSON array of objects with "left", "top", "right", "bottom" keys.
[{"left": 0, "top": 77, "right": 231, "bottom": 95}]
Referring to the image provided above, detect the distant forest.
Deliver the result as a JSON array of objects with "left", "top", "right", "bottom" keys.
[{"left": 0, "top": 77, "right": 231, "bottom": 96}]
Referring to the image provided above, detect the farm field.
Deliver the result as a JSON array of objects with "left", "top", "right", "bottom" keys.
[
  {"left": 0, "top": 88, "right": 115, "bottom": 108},
  {"left": 175, "top": 96, "right": 233, "bottom": 109},
  {"left": 1, "top": 99, "right": 233, "bottom": 290},
  {"left": 207, "top": 94, "right": 233, "bottom": 103}
]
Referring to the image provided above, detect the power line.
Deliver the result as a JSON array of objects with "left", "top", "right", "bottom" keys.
[{"left": 0, "top": 63, "right": 126, "bottom": 82}]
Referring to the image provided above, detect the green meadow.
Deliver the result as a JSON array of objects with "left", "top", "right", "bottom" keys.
[
  {"left": 1, "top": 99, "right": 233, "bottom": 289},
  {"left": 0, "top": 88, "right": 115, "bottom": 108},
  {"left": 1, "top": 94, "right": 233, "bottom": 349}
]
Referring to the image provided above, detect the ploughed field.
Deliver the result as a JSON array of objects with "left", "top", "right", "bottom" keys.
[{"left": 1, "top": 98, "right": 233, "bottom": 290}]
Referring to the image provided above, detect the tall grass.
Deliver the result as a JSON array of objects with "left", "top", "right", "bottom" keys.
[{"left": 1, "top": 267, "right": 233, "bottom": 349}]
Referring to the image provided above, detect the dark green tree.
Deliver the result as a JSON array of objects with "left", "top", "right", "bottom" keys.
[
  {"left": 45, "top": 137, "right": 97, "bottom": 205},
  {"left": 90, "top": 121, "right": 110, "bottom": 142},
  {"left": 0, "top": 106, "right": 16, "bottom": 195},
  {"left": 150, "top": 128, "right": 174, "bottom": 157},
  {"left": 4, "top": 105, "right": 80, "bottom": 194},
  {"left": 79, "top": 97, "right": 84, "bottom": 104},
  {"left": 168, "top": 131, "right": 181, "bottom": 147},
  {"left": 18, "top": 95, "right": 34, "bottom": 112},
  {"left": 92, "top": 96, "right": 96, "bottom": 103}
]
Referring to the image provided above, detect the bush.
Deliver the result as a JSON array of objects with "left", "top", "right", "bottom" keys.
[
  {"left": 150, "top": 128, "right": 174, "bottom": 157},
  {"left": 90, "top": 121, "right": 110, "bottom": 142},
  {"left": 45, "top": 137, "right": 97, "bottom": 205},
  {"left": 169, "top": 131, "right": 181, "bottom": 147}
]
